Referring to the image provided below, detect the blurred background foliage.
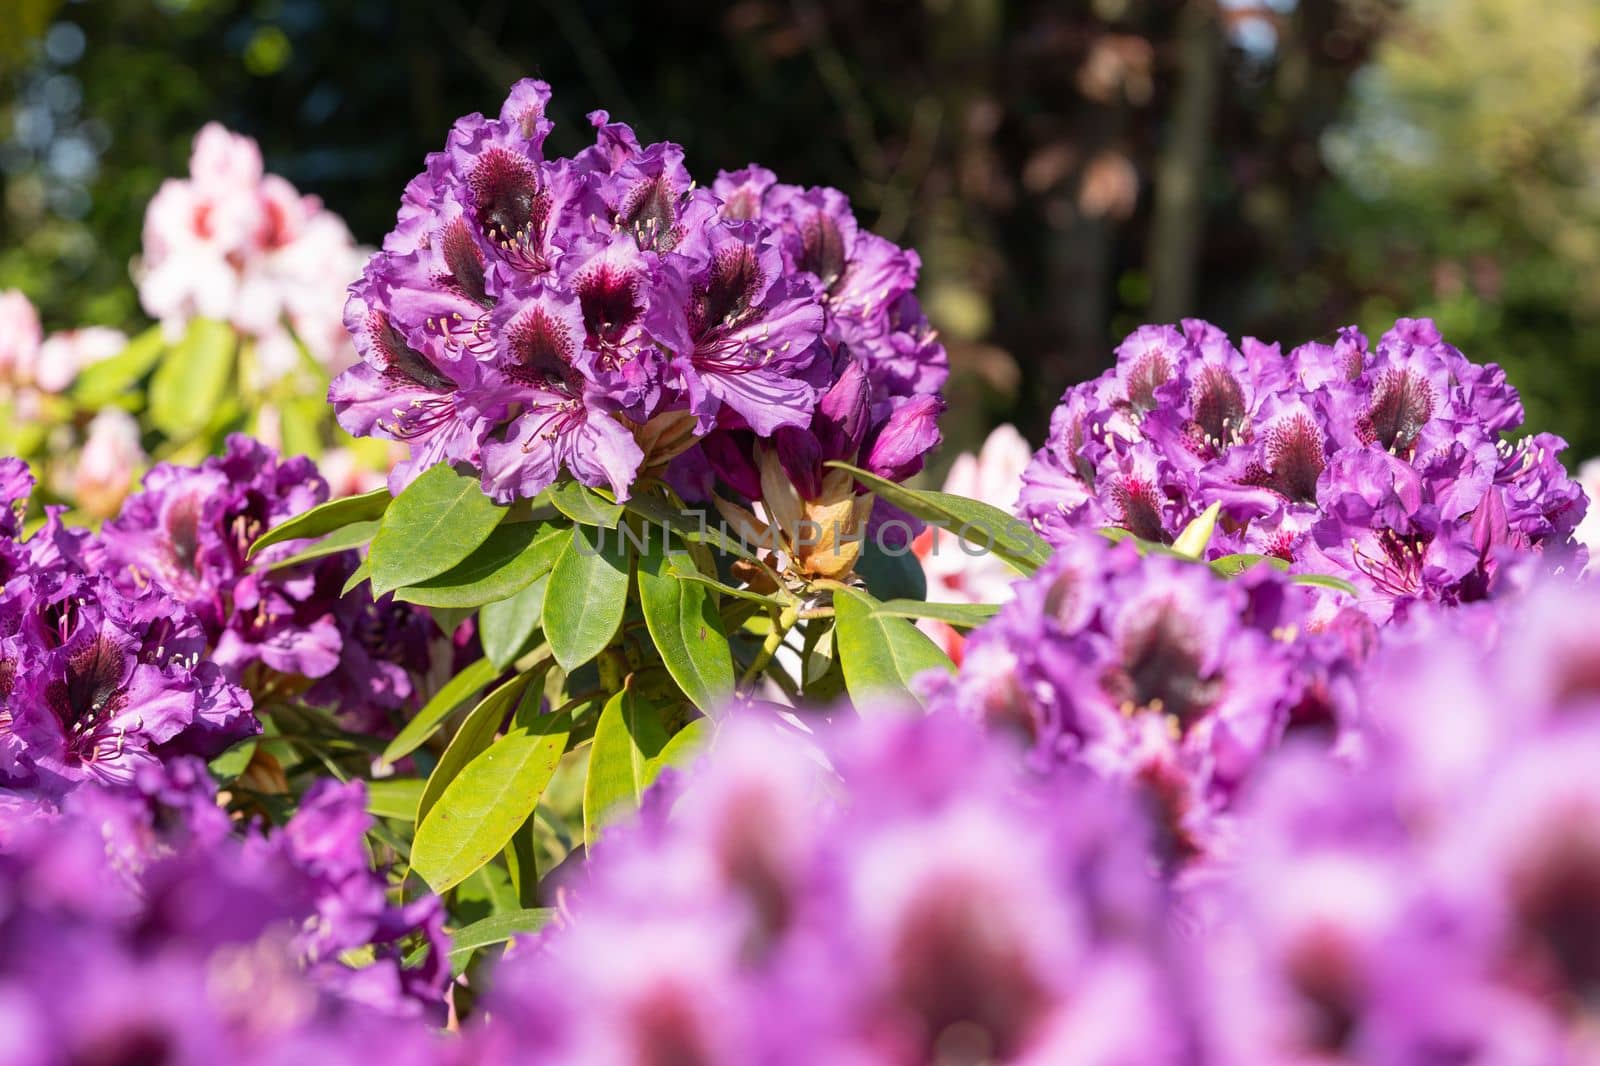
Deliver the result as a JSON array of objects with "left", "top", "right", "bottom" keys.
[{"left": 2, "top": 0, "right": 1598, "bottom": 459}]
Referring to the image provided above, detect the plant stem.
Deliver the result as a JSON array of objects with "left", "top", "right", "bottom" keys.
[{"left": 740, "top": 602, "right": 800, "bottom": 686}]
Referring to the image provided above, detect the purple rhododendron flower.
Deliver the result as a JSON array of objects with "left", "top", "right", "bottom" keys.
[
  {"left": 101, "top": 435, "right": 450, "bottom": 732},
  {"left": 331, "top": 78, "right": 946, "bottom": 513},
  {"left": 1019, "top": 318, "right": 1587, "bottom": 620},
  {"left": 0, "top": 468, "right": 254, "bottom": 802},
  {"left": 472, "top": 710, "right": 1191, "bottom": 1064},
  {"left": 920, "top": 534, "right": 1372, "bottom": 860},
  {"left": 0, "top": 772, "right": 450, "bottom": 1061}
]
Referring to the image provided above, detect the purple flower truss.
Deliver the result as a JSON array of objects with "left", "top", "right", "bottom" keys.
[
  {"left": 0, "top": 466, "right": 254, "bottom": 800},
  {"left": 101, "top": 435, "right": 446, "bottom": 733},
  {"left": 0, "top": 771, "right": 449, "bottom": 1060},
  {"left": 1018, "top": 318, "right": 1588, "bottom": 620},
  {"left": 920, "top": 533, "right": 1373, "bottom": 859},
  {"left": 471, "top": 710, "right": 1191, "bottom": 1064},
  {"left": 330, "top": 80, "right": 947, "bottom": 509}
]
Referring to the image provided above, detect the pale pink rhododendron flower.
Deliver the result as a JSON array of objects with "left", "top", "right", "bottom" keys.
[
  {"left": 37, "top": 326, "right": 127, "bottom": 393},
  {"left": 69, "top": 408, "right": 145, "bottom": 519},
  {"left": 912, "top": 423, "right": 1031, "bottom": 661},
  {"left": 139, "top": 123, "right": 365, "bottom": 385},
  {"left": 0, "top": 289, "right": 44, "bottom": 391}
]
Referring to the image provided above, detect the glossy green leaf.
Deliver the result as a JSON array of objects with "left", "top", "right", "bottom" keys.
[
  {"left": 430, "top": 605, "right": 475, "bottom": 638},
  {"left": 638, "top": 535, "right": 734, "bottom": 711},
  {"left": 265, "top": 519, "right": 378, "bottom": 572},
  {"left": 825, "top": 461, "right": 1051, "bottom": 574},
  {"left": 416, "top": 672, "right": 539, "bottom": 825},
  {"left": 833, "top": 586, "right": 953, "bottom": 707},
  {"left": 645, "top": 717, "right": 711, "bottom": 779},
  {"left": 871, "top": 599, "right": 1001, "bottom": 628},
  {"left": 72, "top": 325, "right": 165, "bottom": 407},
  {"left": 665, "top": 563, "right": 783, "bottom": 605},
  {"left": 480, "top": 575, "right": 550, "bottom": 669},
  {"left": 1210, "top": 553, "right": 1290, "bottom": 578},
  {"left": 411, "top": 712, "right": 571, "bottom": 893},
  {"left": 366, "top": 778, "right": 425, "bottom": 821},
  {"left": 249, "top": 487, "right": 390, "bottom": 559},
  {"left": 547, "top": 481, "right": 623, "bottom": 527},
  {"left": 447, "top": 909, "right": 555, "bottom": 970},
  {"left": 1290, "top": 572, "right": 1361, "bottom": 596},
  {"left": 208, "top": 737, "right": 257, "bottom": 780},
  {"left": 854, "top": 536, "right": 928, "bottom": 601},
  {"left": 622, "top": 493, "right": 765, "bottom": 565},
  {"left": 148, "top": 318, "right": 235, "bottom": 437},
  {"left": 380, "top": 656, "right": 499, "bottom": 767},
  {"left": 341, "top": 559, "right": 371, "bottom": 596},
  {"left": 394, "top": 521, "right": 565, "bottom": 609},
  {"left": 583, "top": 687, "right": 671, "bottom": 847},
  {"left": 369, "top": 464, "right": 508, "bottom": 596},
  {"left": 544, "top": 524, "right": 631, "bottom": 671}
]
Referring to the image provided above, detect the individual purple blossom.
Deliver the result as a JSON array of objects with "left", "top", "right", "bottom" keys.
[{"left": 1019, "top": 318, "right": 1587, "bottom": 620}]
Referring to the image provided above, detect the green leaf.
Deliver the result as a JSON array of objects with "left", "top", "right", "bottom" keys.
[
  {"left": 411, "top": 712, "right": 572, "bottom": 893},
  {"left": 854, "top": 536, "right": 928, "bottom": 601},
  {"left": 1172, "top": 501, "right": 1222, "bottom": 559},
  {"left": 369, "top": 464, "right": 508, "bottom": 596},
  {"left": 265, "top": 519, "right": 378, "bottom": 572},
  {"left": 341, "top": 559, "right": 371, "bottom": 596},
  {"left": 622, "top": 493, "right": 766, "bottom": 565},
  {"left": 547, "top": 481, "right": 623, "bottom": 527},
  {"left": 416, "top": 672, "right": 538, "bottom": 825},
  {"left": 583, "top": 686, "right": 671, "bottom": 847},
  {"left": 394, "top": 521, "right": 566, "bottom": 609},
  {"left": 480, "top": 575, "right": 550, "bottom": 669},
  {"left": 208, "top": 737, "right": 257, "bottom": 780},
  {"left": 249, "top": 487, "right": 390, "bottom": 559},
  {"left": 366, "top": 778, "right": 425, "bottom": 821},
  {"left": 833, "top": 586, "right": 953, "bottom": 707},
  {"left": 447, "top": 909, "right": 555, "bottom": 970},
  {"left": 148, "top": 319, "right": 236, "bottom": 437},
  {"left": 645, "top": 717, "right": 711, "bottom": 779},
  {"left": 544, "top": 524, "right": 631, "bottom": 671},
  {"left": 430, "top": 605, "right": 476, "bottom": 638},
  {"left": 72, "top": 325, "right": 165, "bottom": 407},
  {"left": 380, "top": 656, "right": 499, "bottom": 767},
  {"left": 825, "top": 461, "right": 1051, "bottom": 574},
  {"left": 1290, "top": 572, "right": 1361, "bottom": 596},
  {"left": 1210, "top": 553, "right": 1290, "bottom": 578},
  {"left": 872, "top": 599, "right": 1001, "bottom": 628},
  {"left": 666, "top": 564, "right": 783, "bottom": 606},
  {"left": 638, "top": 535, "right": 734, "bottom": 712}
]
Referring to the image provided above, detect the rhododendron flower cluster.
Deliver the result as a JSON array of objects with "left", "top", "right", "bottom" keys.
[
  {"left": 473, "top": 711, "right": 1191, "bottom": 1064},
  {"left": 140, "top": 123, "right": 365, "bottom": 383},
  {"left": 0, "top": 289, "right": 127, "bottom": 396},
  {"left": 1019, "top": 318, "right": 1587, "bottom": 619},
  {"left": 0, "top": 460, "right": 252, "bottom": 799},
  {"left": 100, "top": 435, "right": 449, "bottom": 734},
  {"left": 920, "top": 534, "right": 1373, "bottom": 857},
  {"left": 1194, "top": 578, "right": 1600, "bottom": 1062},
  {"left": 330, "top": 80, "right": 945, "bottom": 511},
  {"left": 0, "top": 771, "right": 449, "bottom": 1060}
]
